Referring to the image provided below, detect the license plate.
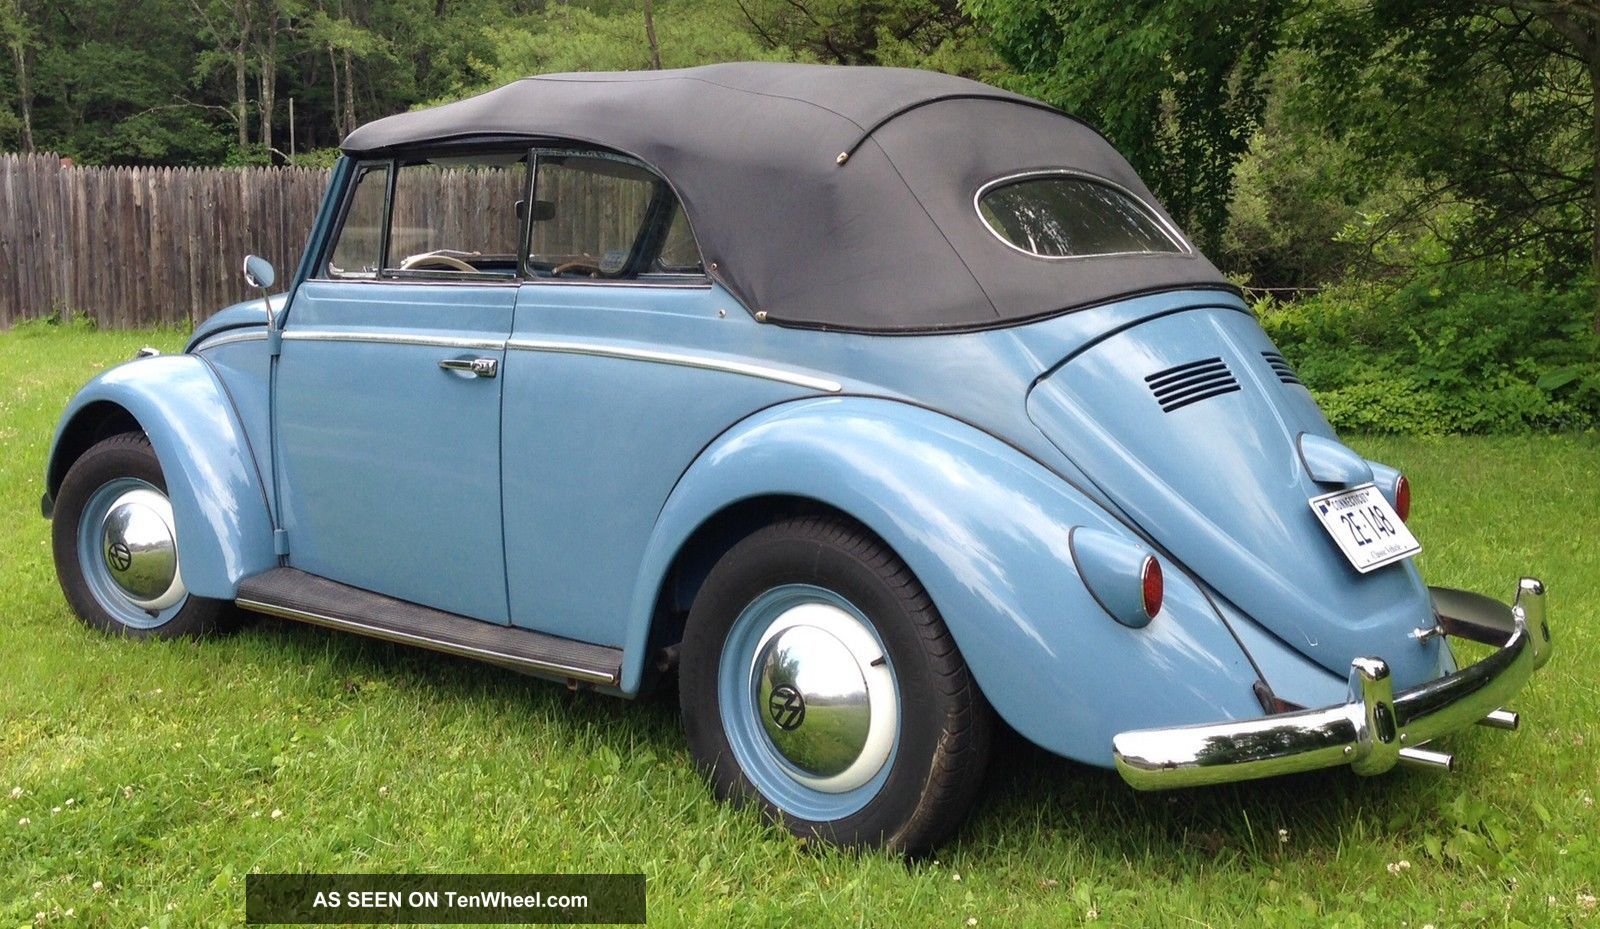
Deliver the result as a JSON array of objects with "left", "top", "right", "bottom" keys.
[{"left": 1308, "top": 483, "right": 1421, "bottom": 573}]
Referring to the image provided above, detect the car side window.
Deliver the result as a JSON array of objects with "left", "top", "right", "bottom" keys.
[
  {"left": 384, "top": 154, "right": 527, "bottom": 278},
  {"left": 321, "top": 153, "right": 529, "bottom": 281},
  {"left": 326, "top": 163, "right": 389, "bottom": 278},
  {"left": 526, "top": 153, "right": 706, "bottom": 282}
]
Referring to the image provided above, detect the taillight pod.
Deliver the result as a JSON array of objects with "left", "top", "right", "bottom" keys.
[
  {"left": 1394, "top": 474, "right": 1411, "bottom": 522},
  {"left": 1069, "top": 527, "right": 1162, "bottom": 629}
]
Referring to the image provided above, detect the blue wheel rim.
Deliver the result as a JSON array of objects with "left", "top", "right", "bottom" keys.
[
  {"left": 717, "top": 583, "right": 899, "bottom": 822},
  {"left": 75, "top": 477, "right": 187, "bottom": 630}
]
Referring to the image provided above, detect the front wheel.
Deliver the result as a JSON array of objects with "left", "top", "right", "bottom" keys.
[
  {"left": 679, "top": 515, "right": 992, "bottom": 854},
  {"left": 51, "top": 432, "right": 241, "bottom": 638}
]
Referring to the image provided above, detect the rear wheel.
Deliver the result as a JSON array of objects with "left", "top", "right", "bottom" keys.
[
  {"left": 679, "top": 515, "right": 992, "bottom": 854},
  {"left": 52, "top": 432, "right": 241, "bottom": 638}
]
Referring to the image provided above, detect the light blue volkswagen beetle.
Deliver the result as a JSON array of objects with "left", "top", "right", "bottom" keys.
[{"left": 43, "top": 63, "right": 1550, "bottom": 853}]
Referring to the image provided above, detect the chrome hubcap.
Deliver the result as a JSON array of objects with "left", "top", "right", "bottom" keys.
[
  {"left": 751, "top": 601, "right": 898, "bottom": 793},
  {"left": 99, "top": 488, "right": 185, "bottom": 610}
]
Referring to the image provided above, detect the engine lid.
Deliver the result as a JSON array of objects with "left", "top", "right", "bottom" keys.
[{"left": 1025, "top": 304, "right": 1440, "bottom": 687}]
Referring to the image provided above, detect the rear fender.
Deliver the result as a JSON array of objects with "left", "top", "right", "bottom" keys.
[
  {"left": 626, "top": 396, "right": 1263, "bottom": 765},
  {"left": 46, "top": 355, "right": 276, "bottom": 599}
]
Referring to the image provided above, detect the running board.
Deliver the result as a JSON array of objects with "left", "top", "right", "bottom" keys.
[{"left": 236, "top": 567, "right": 622, "bottom": 686}]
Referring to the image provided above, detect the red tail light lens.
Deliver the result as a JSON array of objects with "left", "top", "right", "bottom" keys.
[
  {"left": 1140, "top": 556, "right": 1164, "bottom": 619},
  {"left": 1394, "top": 474, "right": 1411, "bottom": 522}
]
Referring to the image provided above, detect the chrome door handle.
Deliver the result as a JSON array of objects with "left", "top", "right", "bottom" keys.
[{"left": 438, "top": 357, "right": 498, "bottom": 378}]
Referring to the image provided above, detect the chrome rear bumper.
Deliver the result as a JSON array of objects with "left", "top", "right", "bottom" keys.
[{"left": 1113, "top": 578, "right": 1550, "bottom": 790}]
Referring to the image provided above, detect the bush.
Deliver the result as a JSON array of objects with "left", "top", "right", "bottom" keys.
[{"left": 1257, "top": 268, "right": 1600, "bottom": 433}]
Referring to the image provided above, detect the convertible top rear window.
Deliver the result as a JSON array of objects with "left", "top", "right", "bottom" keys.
[{"left": 978, "top": 173, "right": 1186, "bottom": 259}]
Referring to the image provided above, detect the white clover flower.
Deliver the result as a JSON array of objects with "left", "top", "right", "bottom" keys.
[
  {"left": 9, "top": 787, "right": 21, "bottom": 799},
  {"left": 17, "top": 817, "right": 29, "bottom": 826},
  {"left": 270, "top": 809, "right": 284, "bottom": 820},
  {"left": 93, "top": 881, "right": 104, "bottom": 891},
  {"left": 1278, "top": 828, "right": 1289, "bottom": 844}
]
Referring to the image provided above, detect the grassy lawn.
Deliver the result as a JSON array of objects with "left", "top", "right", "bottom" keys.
[{"left": 2, "top": 323, "right": 1596, "bottom": 928}]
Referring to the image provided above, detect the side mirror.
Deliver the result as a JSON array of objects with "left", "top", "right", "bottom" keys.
[{"left": 242, "top": 254, "right": 276, "bottom": 290}]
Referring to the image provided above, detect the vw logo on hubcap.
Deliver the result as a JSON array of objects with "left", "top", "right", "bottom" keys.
[
  {"left": 767, "top": 684, "right": 806, "bottom": 731},
  {"left": 106, "top": 541, "right": 134, "bottom": 572}
]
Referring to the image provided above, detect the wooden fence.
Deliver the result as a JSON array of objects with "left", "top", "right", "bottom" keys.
[
  {"left": 0, "top": 153, "right": 330, "bottom": 328},
  {"left": 0, "top": 153, "right": 667, "bottom": 329}
]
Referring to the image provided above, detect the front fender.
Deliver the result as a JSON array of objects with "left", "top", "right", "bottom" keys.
[
  {"left": 626, "top": 396, "right": 1264, "bottom": 766},
  {"left": 46, "top": 355, "right": 276, "bottom": 599}
]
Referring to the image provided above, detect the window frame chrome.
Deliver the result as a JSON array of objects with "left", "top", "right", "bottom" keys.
[
  {"left": 522, "top": 146, "right": 712, "bottom": 289},
  {"left": 973, "top": 169, "right": 1194, "bottom": 262}
]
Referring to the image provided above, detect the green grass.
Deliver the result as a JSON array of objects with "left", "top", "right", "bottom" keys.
[{"left": 2, "top": 323, "right": 1597, "bottom": 928}]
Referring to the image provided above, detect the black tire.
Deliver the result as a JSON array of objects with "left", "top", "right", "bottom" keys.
[
  {"left": 52, "top": 432, "right": 243, "bottom": 639},
  {"left": 679, "top": 514, "right": 993, "bottom": 854}
]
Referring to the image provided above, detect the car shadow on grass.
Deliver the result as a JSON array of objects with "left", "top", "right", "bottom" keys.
[
  {"left": 961, "top": 722, "right": 1454, "bottom": 866},
  {"left": 244, "top": 616, "right": 1452, "bottom": 867}
]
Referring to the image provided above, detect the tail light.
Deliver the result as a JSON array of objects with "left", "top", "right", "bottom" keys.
[
  {"left": 1394, "top": 474, "right": 1411, "bottom": 522},
  {"left": 1140, "top": 556, "right": 1164, "bottom": 619}
]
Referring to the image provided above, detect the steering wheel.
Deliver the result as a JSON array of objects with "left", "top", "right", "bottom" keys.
[
  {"left": 400, "top": 251, "right": 479, "bottom": 273},
  {"left": 552, "top": 259, "right": 610, "bottom": 277}
]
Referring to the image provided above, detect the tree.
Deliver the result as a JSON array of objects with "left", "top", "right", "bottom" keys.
[
  {"left": 736, "top": 0, "right": 1002, "bottom": 77},
  {"left": 967, "top": 0, "right": 1600, "bottom": 326},
  {"left": 964, "top": 0, "right": 1288, "bottom": 252},
  {"left": 0, "top": 0, "right": 38, "bottom": 151},
  {"left": 1294, "top": 1, "right": 1600, "bottom": 325}
]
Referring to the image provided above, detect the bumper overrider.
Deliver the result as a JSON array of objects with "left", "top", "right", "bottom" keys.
[{"left": 1113, "top": 578, "right": 1551, "bottom": 789}]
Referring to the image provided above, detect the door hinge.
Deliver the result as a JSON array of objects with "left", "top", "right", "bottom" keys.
[
  {"left": 267, "top": 328, "right": 283, "bottom": 357},
  {"left": 273, "top": 528, "right": 289, "bottom": 556}
]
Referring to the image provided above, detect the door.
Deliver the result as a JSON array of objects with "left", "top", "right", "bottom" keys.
[
  {"left": 501, "top": 150, "right": 814, "bottom": 645},
  {"left": 274, "top": 154, "right": 528, "bottom": 622}
]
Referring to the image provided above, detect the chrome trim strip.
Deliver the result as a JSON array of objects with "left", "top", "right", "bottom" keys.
[
  {"left": 192, "top": 330, "right": 268, "bottom": 351},
  {"left": 282, "top": 330, "right": 507, "bottom": 351},
  {"left": 1111, "top": 577, "right": 1549, "bottom": 790},
  {"left": 234, "top": 597, "right": 618, "bottom": 685},
  {"left": 312, "top": 276, "right": 523, "bottom": 288},
  {"left": 973, "top": 168, "right": 1194, "bottom": 261},
  {"left": 506, "top": 339, "right": 842, "bottom": 392},
  {"left": 520, "top": 278, "right": 714, "bottom": 290}
]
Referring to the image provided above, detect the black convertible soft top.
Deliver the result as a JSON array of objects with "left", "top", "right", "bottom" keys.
[{"left": 341, "top": 63, "right": 1232, "bottom": 333}]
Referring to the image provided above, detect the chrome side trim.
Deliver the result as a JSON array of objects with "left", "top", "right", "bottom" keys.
[
  {"left": 506, "top": 339, "right": 843, "bottom": 392},
  {"left": 1112, "top": 577, "right": 1550, "bottom": 790},
  {"left": 311, "top": 276, "right": 523, "bottom": 288},
  {"left": 235, "top": 597, "right": 618, "bottom": 685},
  {"left": 192, "top": 330, "right": 268, "bottom": 351},
  {"left": 282, "top": 330, "right": 508, "bottom": 351}
]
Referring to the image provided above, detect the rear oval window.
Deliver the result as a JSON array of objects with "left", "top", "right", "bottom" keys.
[{"left": 977, "top": 174, "right": 1186, "bottom": 258}]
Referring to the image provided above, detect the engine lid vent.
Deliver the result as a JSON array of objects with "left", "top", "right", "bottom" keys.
[
  {"left": 1262, "top": 350, "right": 1304, "bottom": 386},
  {"left": 1145, "top": 357, "right": 1241, "bottom": 412}
]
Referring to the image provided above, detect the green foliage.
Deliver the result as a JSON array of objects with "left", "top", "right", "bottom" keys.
[
  {"left": 1290, "top": 2, "right": 1596, "bottom": 287},
  {"left": 1260, "top": 267, "right": 1600, "bottom": 434},
  {"left": 471, "top": 0, "right": 791, "bottom": 87},
  {"left": 737, "top": 0, "right": 1003, "bottom": 76},
  {"left": 965, "top": 0, "right": 1289, "bottom": 251}
]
